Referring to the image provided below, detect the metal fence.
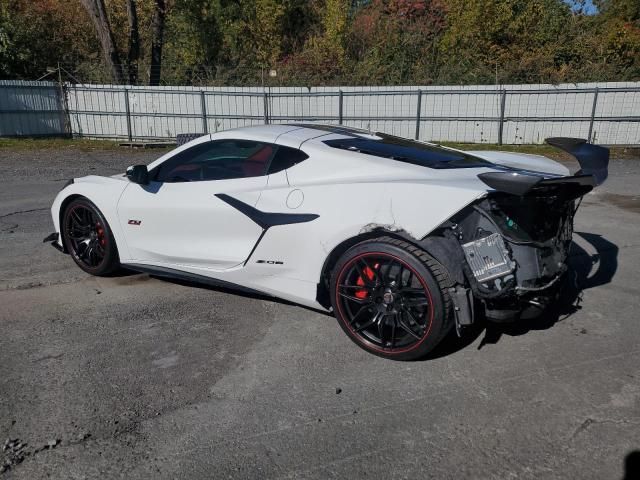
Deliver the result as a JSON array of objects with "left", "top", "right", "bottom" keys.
[
  {"left": 2, "top": 81, "right": 640, "bottom": 144},
  {"left": 0, "top": 80, "right": 67, "bottom": 137}
]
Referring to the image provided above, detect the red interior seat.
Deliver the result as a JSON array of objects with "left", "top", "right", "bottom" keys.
[{"left": 243, "top": 145, "right": 273, "bottom": 176}]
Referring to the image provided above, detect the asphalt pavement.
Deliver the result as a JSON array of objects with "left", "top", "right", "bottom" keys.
[{"left": 0, "top": 145, "right": 639, "bottom": 479}]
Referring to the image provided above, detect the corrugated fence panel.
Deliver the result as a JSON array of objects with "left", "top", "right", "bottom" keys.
[
  {"left": 593, "top": 88, "right": 640, "bottom": 144},
  {"left": 1, "top": 80, "right": 639, "bottom": 144},
  {"left": 0, "top": 80, "right": 66, "bottom": 136},
  {"left": 67, "top": 85, "right": 129, "bottom": 138}
]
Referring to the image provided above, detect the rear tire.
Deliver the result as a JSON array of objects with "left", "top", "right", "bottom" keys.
[
  {"left": 330, "top": 236, "right": 453, "bottom": 361},
  {"left": 61, "top": 197, "right": 120, "bottom": 276}
]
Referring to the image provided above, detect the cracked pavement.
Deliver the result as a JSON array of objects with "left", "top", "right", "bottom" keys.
[{"left": 0, "top": 146, "right": 639, "bottom": 479}]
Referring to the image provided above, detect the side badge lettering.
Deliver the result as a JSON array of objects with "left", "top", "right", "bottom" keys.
[
  {"left": 256, "top": 260, "right": 283, "bottom": 265},
  {"left": 128, "top": 219, "right": 142, "bottom": 226}
]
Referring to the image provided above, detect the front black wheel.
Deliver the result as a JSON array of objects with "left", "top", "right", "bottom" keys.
[
  {"left": 330, "top": 237, "right": 453, "bottom": 360},
  {"left": 61, "top": 197, "right": 120, "bottom": 276}
]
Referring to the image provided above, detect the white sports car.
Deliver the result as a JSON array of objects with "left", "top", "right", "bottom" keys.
[{"left": 46, "top": 124, "right": 609, "bottom": 360}]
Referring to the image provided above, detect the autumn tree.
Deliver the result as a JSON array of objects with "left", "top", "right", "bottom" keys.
[
  {"left": 1, "top": 0, "right": 639, "bottom": 85},
  {"left": 347, "top": 0, "right": 448, "bottom": 85},
  {"left": 0, "top": 1, "right": 94, "bottom": 79},
  {"left": 282, "top": 0, "right": 349, "bottom": 83},
  {"left": 590, "top": 0, "right": 640, "bottom": 79},
  {"left": 126, "top": 0, "right": 140, "bottom": 84},
  {"left": 148, "top": 0, "right": 166, "bottom": 85},
  {"left": 438, "top": 0, "right": 578, "bottom": 84},
  {"left": 254, "top": 0, "right": 286, "bottom": 68},
  {"left": 158, "top": 0, "right": 222, "bottom": 84},
  {"left": 80, "top": 0, "right": 124, "bottom": 82}
]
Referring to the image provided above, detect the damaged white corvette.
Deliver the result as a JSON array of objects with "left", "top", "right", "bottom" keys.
[{"left": 46, "top": 124, "right": 609, "bottom": 360}]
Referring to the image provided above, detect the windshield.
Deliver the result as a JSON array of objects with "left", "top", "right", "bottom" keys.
[{"left": 324, "top": 133, "right": 494, "bottom": 169}]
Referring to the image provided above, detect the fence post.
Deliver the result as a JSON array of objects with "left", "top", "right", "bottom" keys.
[
  {"left": 200, "top": 91, "right": 208, "bottom": 134},
  {"left": 338, "top": 90, "right": 344, "bottom": 125},
  {"left": 263, "top": 91, "right": 269, "bottom": 124},
  {"left": 57, "top": 63, "right": 71, "bottom": 137},
  {"left": 588, "top": 87, "right": 599, "bottom": 143},
  {"left": 123, "top": 87, "right": 132, "bottom": 142},
  {"left": 497, "top": 89, "right": 507, "bottom": 146},
  {"left": 415, "top": 89, "right": 422, "bottom": 140},
  {"left": 59, "top": 83, "right": 72, "bottom": 138}
]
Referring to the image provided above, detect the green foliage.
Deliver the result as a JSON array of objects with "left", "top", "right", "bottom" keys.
[
  {"left": 160, "top": 0, "right": 223, "bottom": 84},
  {"left": 0, "top": 0, "right": 639, "bottom": 85},
  {"left": 439, "top": 0, "right": 575, "bottom": 84},
  {"left": 281, "top": 0, "right": 349, "bottom": 83},
  {"left": 346, "top": 0, "right": 448, "bottom": 84},
  {"left": 590, "top": 0, "right": 640, "bottom": 79},
  {"left": 0, "top": 0, "right": 97, "bottom": 79}
]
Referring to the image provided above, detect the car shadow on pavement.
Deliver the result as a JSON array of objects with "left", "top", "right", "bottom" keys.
[
  {"left": 466, "top": 231, "right": 619, "bottom": 352},
  {"left": 134, "top": 231, "right": 618, "bottom": 361}
]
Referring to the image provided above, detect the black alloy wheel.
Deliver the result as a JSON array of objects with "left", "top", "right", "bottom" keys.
[
  {"left": 331, "top": 237, "right": 452, "bottom": 360},
  {"left": 62, "top": 197, "right": 119, "bottom": 276}
]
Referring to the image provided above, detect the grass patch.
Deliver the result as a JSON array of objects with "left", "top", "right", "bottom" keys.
[{"left": 0, "top": 137, "right": 124, "bottom": 151}]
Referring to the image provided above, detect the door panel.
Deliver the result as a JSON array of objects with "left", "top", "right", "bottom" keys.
[{"left": 118, "top": 177, "right": 266, "bottom": 270}]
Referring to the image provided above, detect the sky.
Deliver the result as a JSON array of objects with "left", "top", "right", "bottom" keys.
[{"left": 565, "top": 0, "right": 598, "bottom": 14}]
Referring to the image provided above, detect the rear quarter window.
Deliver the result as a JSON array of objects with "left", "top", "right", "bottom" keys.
[
  {"left": 267, "top": 146, "right": 309, "bottom": 174},
  {"left": 324, "top": 134, "right": 493, "bottom": 169}
]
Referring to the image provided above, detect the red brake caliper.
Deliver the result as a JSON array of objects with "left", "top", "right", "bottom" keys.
[
  {"left": 355, "top": 263, "right": 379, "bottom": 299},
  {"left": 96, "top": 223, "right": 106, "bottom": 246}
]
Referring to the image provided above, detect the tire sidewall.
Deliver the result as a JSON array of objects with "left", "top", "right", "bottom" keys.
[
  {"left": 330, "top": 240, "right": 447, "bottom": 361},
  {"left": 62, "top": 197, "right": 119, "bottom": 276}
]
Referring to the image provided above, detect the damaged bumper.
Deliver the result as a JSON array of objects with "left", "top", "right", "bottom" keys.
[
  {"left": 439, "top": 138, "right": 609, "bottom": 324},
  {"left": 452, "top": 191, "right": 575, "bottom": 320}
]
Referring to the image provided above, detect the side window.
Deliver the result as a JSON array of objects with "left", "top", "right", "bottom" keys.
[
  {"left": 154, "top": 140, "right": 275, "bottom": 183},
  {"left": 267, "top": 146, "right": 309, "bottom": 174}
]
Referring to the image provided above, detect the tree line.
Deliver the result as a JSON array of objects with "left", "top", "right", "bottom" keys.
[{"left": 0, "top": 0, "right": 638, "bottom": 86}]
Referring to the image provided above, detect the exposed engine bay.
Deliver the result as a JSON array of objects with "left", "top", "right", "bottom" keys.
[
  {"left": 420, "top": 138, "right": 609, "bottom": 330},
  {"left": 451, "top": 191, "right": 580, "bottom": 322}
]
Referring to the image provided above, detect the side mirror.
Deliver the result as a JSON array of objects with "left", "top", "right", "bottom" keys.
[{"left": 126, "top": 165, "right": 149, "bottom": 185}]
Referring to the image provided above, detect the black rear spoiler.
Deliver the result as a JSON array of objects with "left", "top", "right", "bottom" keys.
[
  {"left": 545, "top": 137, "right": 609, "bottom": 186},
  {"left": 478, "top": 137, "right": 609, "bottom": 196}
]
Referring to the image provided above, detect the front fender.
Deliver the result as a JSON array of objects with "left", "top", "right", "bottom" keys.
[{"left": 50, "top": 175, "right": 131, "bottom": 260}]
